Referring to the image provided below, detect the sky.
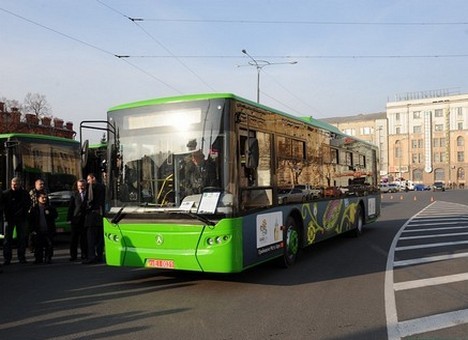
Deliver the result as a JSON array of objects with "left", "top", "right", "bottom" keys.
[{"left": 1, "top": 0, "right": 468, "bottom": 142}]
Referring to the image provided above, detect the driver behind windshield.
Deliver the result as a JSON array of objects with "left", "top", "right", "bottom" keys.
[{"left": 184, "top": 149, "right": 218, "bottom": 195}]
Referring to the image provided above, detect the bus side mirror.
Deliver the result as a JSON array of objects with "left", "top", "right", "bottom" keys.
[
  {"left": 13, "top": 154, "right": 22, "bottom": 172},
  {"left": 245, "top": 137, "right": 259, "bottom": 169},
  {"left": 81, "top": 140, "right": 89, "bottom": 168}
]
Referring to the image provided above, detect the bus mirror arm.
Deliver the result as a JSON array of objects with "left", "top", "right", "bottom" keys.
[{"left": 111, "top": 207, "right": 126, "bottom": 224}]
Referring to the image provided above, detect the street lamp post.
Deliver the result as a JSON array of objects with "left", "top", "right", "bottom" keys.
[{"left": 240, "top": 49, "right": 297, "bottom": 103}]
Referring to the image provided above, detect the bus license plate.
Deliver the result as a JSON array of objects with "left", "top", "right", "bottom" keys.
[{"left": 147, "top": 259, "right": 175, "bottom": 269}]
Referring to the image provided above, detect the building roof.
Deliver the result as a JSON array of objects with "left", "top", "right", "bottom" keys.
[{"left": 319, "top": 112, "right": 386, "bottom": 124}]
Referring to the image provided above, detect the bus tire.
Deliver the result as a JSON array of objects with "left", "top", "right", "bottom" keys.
[
  {"left": 351, "top": 205, "right": 364, "bottom": 237},
  {"left": 281, "top": 216, "right": 300, "bottom": 267}
]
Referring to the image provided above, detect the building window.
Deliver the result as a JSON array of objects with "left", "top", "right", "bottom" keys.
[
  {"left": 343, "top": 128, "right": 355, "bottom": 136},
  {"left": 395, "top": 127, "right": 401, "bottom": 134},
  {"left": 457, "top": 136, "right": 464, "bottom": 147},
  {"left": 434, "top": 152, "right": 440, "bottom": 162},
  {"left": 457, "top": 167, "right": 465, "bottom": 180},
  {"left": 433, "top": 138, "right": 439, "bottom": 148},
  {"left": 345, "top": 152, "right": 353, "bottom": 166},
  {"left": 412, "top": 140, "right": 418, "bottom": 149},
  {"left": 458, "top": 151, "right": 464, "bottom": 162},
  {"left": 411, "top": 153, "right": 422, "bottom": 164},
  {"left": 456, "top": 107, "right": 463, "bottom": 117},
  {"left": 440, "top": 138, "right": 446, "bottom": 147},
  {"left": 396, "top": 112, "right": 400, "bottom": 121},
  {"left": 434, "top": 124, "right": 444, "bottom": 131},
  {"left": 434, "top": 109, "right": 443, "bottom": 117},
  {"left": 434, "top": 168, "right": 445, "bottom": 181},
  {"left": 413, "top": 111, "right": 421, "bottom": 119},
  {"left": 360, "top": 127, "right": 373, "bottom": 135},
  {"left": 413, "top": 169, "right": 423, "bottom": 181},
  {"left": 458, "top": 122, "right": 463, "bottom": 130},
  {"left": 413, "top": 125, "right": 422, "bottom": 133}
]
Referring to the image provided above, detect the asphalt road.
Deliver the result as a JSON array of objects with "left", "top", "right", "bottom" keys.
[{"left": 0, "top": 190, "right": 467, "bottom": 339}]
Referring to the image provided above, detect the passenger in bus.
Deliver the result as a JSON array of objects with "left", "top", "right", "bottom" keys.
[
  {"left": 2, "top": 177, "right": 31, "bottom": 265},
  {"left": 83, "top": 173, "right": 105, "bottom": 264},
  {"left": 185, "top": 149, "right": 218, "bottom": 195},
  {"left": 67, "top": 179, "right": 88, "bottom": 262},
  {"left": 28, "top": 191, "right": 58, "bottom": 264}
]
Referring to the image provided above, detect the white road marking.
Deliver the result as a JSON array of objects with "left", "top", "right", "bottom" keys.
[
  {"left": 395, "top": 240, "right": 468, "bottom": 251},
  {"left": 385, "top": 201, "right": 468, "bottom": 339},
  {"left": 394, "top": 252, "right": 468, "bottom": 268},
  {"left": 403, "top": 226, "right": 468, "bottom": 233},
  {"left": 399, "top": 231, "right": 468, "bottom": 240},
  {"left": 394, "top": 273, "right": 468, "bottom": 291}
]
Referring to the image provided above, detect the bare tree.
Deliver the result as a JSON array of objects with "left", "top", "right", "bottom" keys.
[
  {"left": 0, "top": 96, "right": 22, "bottom": 112},
  {"left": 24, "top": 92, "right": 52, "bottom": 117}
]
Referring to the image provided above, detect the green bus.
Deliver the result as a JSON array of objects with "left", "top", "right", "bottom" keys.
[
  {"left": 104, "top": 93, "right": 381, "bottom": 273},
  {"left": 0, "top": 133, "right": 81, "bottom": 233}
]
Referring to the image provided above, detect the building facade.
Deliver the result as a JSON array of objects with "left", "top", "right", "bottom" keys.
[
  {"left": 321, "top": 112, "right": 389, "bottom": 176},
  {"left": 387, "top": 91, "right": 468, "bottom": 188},
  {"left": 0, "top": 102, "right": 75, "bottom": 139},
  {"left": 321, "top": 91, "right": 468, "bottom": 188}
]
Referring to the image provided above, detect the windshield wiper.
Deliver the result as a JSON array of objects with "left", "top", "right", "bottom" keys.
[{"left": 174, "top": 212, "right": 215, "bottom": 226}]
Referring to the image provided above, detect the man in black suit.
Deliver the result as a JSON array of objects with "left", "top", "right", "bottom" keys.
[
  {"left": 83, "top": 174, "right": 105, "bottom": 264},
  {"left": 67, "top": 179, "right": 88, "bottom": 262},
  {"left": 3, "top": 177, "right": 31, "bottom": 265}
]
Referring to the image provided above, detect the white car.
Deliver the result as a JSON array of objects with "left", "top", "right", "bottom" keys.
[
  {"left": 379, "top": 183, "right": 390, "bottom": 193},
  {"left": 278, "top": 187, "right": 309, "bottom": 204},
  {"left": 379, "top": 183, "right": 399, "bottom": 193},
  {"left": 295, "top": 185, "right": 322, "bottom": 199}
]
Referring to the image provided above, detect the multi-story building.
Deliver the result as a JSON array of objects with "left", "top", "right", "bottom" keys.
[
  {"left": 0, "top": 102, "right": 75, "bottom": 139},
  {"left": 387, "top": 90, "right": 468, "bottom": 188},
  {"left": 321, "top": 90, "right": 468, "bottom": 188},
  {"left": 321, "top": 112, "right": 388, "bottom": 176}
]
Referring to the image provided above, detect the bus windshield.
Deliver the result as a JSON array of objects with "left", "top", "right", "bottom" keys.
[
  {"left": 108, "top": 98, "right": 227, "bottom": 213},
  {"left": 0, "top": 135, "right": 81, "bottom": 193}
]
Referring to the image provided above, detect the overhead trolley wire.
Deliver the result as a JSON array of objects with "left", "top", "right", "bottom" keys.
[
  {"left": 114, "top": 54, "right": 468, "bottom": 59},
  {"left": 96, "top": 0, "right": 216, "bottom": 92},
  {"left": 136, "top": 18, "right": 468, "bottom": 26},
  {"left": 0, "top": 6, "right": 183, "bottom": 93}
]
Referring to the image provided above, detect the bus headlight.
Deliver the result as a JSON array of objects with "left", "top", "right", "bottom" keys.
[{"left": 207, "top": 235, "right": 230, "bottom": 246}]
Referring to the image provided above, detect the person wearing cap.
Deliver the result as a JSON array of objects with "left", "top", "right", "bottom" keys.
[{"left": 185, "top": 149, "right": 218, "bottom": 194}]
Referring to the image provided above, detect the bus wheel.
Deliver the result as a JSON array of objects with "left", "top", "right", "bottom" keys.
[
  {"left": 282, "top": 216, "right": 300, "bottom": 267},
  {"left": 352, "top": 206, "right": 364, "bottom": 237}
]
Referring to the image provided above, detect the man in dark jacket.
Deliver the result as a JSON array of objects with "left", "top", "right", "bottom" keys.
[
  {"left": 0, "top": 189, "right": 3, "bottom": 272},
  {"left": 67, "top": 179, "right": 88, "bottom": 261},
  {"left": 83, "top": 174, "right": 105, "bottom": 264},
  {"left": 3, "top": 177, "right": 31, "bottom": 265},
  {"left": 28, "top": 191, "right": 57, "bottom": 264}
]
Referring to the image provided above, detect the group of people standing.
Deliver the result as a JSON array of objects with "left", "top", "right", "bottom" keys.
[
  {"left": 0, "top": 174, "right": 105, "bottom": 272},
  {"left": 67, "top": 174, "right": 105, "bottom": 264}
]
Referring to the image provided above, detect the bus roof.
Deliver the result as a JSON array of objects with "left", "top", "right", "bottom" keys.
[
  {"left": 108, "top": 93, "right": 370, "bottom": 146},
  {"left": 0, "top": 133, "right": 79, "bottom": 144}
]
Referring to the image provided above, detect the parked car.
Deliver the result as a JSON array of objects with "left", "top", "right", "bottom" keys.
[
  {"left": 414, "top": 183, "right": 430, "bottom": 191},
  {"left": 432, "top": 182, "right": 446, "bottom": 191},
  {"left": 388, "top": 183, "right": 401, "bottom": 192},
  {"left": 278, "top": 187, "right": 309, "bottom": 204},
  {"left": 379, "top": 183, "right": 390, "bottom": 193},
  {"left": 294, "top": 185, "right": 322, "bottom": 199}
]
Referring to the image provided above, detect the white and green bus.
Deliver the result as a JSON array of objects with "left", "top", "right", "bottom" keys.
[{"left": 104, "top": 93, "right": 381, "bottom": 273}]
